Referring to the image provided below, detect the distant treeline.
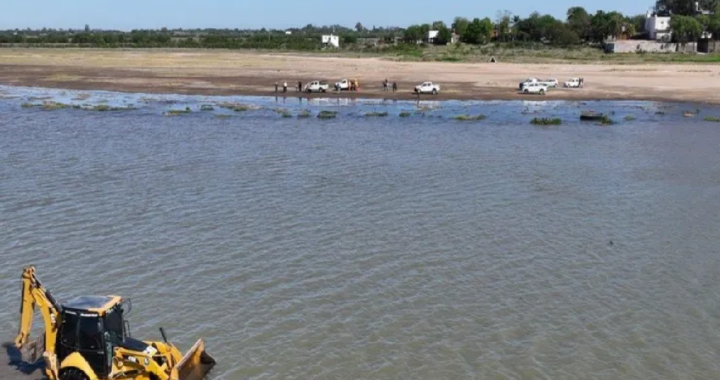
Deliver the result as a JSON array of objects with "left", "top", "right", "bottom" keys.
[{"left": 3, "top": 1, "right": 720, "bottom": 50}]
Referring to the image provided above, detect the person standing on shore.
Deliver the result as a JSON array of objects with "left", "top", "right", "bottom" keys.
[
  {"left": 275, "top": 82, "right": 278, "bottom": 93},
  {"left": 283, "top": 82, "right": 288, "bottom": 93},
  {"left": 392, "top": 82, "right": 397, "bottom": 92},
  {"left": 298, "top": 81, "right": 303, "bottom": 92}
]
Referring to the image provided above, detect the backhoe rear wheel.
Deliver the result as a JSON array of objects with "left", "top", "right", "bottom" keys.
[{"left": 60, "top": 368, "right": 89, "bottom": 380}]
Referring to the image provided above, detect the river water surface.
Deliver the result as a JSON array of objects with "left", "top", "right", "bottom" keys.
[{"left": 1, "top": 87, "right": 720, "bottom": 379}]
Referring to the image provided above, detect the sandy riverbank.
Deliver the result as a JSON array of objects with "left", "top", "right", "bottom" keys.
[{"left": 0, "top": 49, "right": 719, "bottom": 104}]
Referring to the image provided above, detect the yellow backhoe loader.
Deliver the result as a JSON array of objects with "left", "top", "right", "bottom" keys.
[{"left": 13, "top": 266, "right": 215, "bottom": 380}]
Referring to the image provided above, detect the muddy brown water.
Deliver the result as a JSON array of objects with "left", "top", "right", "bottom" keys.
[{"left": 1, "top": 91, "right": 720, "bottom": 379}]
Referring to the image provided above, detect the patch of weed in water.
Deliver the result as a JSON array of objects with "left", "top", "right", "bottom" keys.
[
  {"left": 624, "top": 115, "right": 636, "bottom": 121},
  {"left": 164, "top": 107, "right": 192, "bottom": 116},
  {"left": 365, "top": 111, "right": 389, "bottom": 117},
  {"left": 318, "top": 110, "right": 337, "bottom": 119},
  {"left": 200, "top": 105, "right": 215, "bottom": 111},
  {"left": 399, "top": 112, "right": 411, "bottom": 117},
  {"left": 530, "top": 117, "right": 562, "bottom": 125},
  {"left": 298, "top": 110, "right": 312, "bottom": 118},
  {"left": 704, "top": 116, "right": 720, "bottom": 122},
  {"left": 455, "top": 114, "right": 486, "bottom": 121}
]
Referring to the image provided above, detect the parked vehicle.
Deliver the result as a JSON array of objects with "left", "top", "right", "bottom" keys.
[
  {"left": 521, "top": 82, "right": 548, "bottom": 95},
  {"left": 519, "top": 77, "right": 558, "bottom": 89},
  {"left": 414, "top": 82, "right": 440, "bottom": 95},
  {"left": 335, "top": 79, "right": 352, "bottom": 91},
  {"left": 305, "top": 80, "right": 329, "bottom": 93},
  {"left": 519, "top": 78, "right": 539, "bottom": 89},
  {"left": 564, "top": 78, "right": 582, "bottom": 88},
  {"left": 544, "top": 78, "right": 559, "bottom": 88}
]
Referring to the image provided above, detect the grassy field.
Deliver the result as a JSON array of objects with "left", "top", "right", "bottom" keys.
[
  {"left": 2, "top": 44, "right": 720, "bottom": 64},
  {"left": 234, "top": 44, "right": 720, "bottom": 64}
]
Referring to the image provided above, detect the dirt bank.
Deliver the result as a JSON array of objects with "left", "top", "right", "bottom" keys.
[{"left": 0, "top": 49, "right": 719, "bottom": 104}]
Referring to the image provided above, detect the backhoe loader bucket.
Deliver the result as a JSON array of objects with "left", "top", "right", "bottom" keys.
[{"left": 176, "top": 339, "right": 216, "bottom": 380}]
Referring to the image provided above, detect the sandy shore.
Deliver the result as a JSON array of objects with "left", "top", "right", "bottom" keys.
[{"left": 0, "top": 49, "right": 719, "bottom": 104}]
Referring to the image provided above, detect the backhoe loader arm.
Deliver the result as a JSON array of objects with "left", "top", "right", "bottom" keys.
[{"left": 14, "top": 266, "right": 62, "bottom": 357}]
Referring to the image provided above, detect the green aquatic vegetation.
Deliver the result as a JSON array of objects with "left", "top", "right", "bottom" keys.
[
  {"left": 455, "top": 114, "right": 486, "bottom": 121},
  {"left": 399, "top": 112, "right": 411, "bottom": 117},
  {"left": 703, "top": 116, "right": 720, "bottom": 122},
  {"left": 365, "top": 111, "right": 389, "bottom": 117},
  {"left": 318, "top": 110, "right": 337, "bottom": 119},
  {"left": 624, "top": 115, "right": 636, "bottom": 121},
  {"left": 164, "top": 107, "right": 192, "bottom": 116},
  {"left": 599, "top": 116, "right": 615, "bottom": 125},
  {"left": 298, "top": 110, "right": 312, "bottom": 118},
  {"left": 219, "top": 102, "right": 256, "bottom": 112},
  {"left": 215, "top": 114, "right": 233, "bottom": 119},
  {"left": 530, "top": 117, "right": 562, "bottom": 125},
  {"left": 281, "top": 112, "right": 293, "bottom": 118},
  {"left": 88, "top": 104, "right": 134, "bottom": 111},
  {"left": 200, "top": 105, "right": 215, "bottom": 111}
]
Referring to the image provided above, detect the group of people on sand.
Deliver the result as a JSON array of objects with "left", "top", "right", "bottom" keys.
[
  {"left": 274, "top": 78, "right": 399, "bottom": 93},
  {"left": 382, "top": 78, "right": 398, "bottom": 92}
]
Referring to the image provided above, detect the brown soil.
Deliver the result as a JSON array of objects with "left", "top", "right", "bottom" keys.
[{"left": 0, "top": 49, "right": 719, "bottom": 104}]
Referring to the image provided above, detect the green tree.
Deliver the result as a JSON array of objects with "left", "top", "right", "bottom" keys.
[
  {"left": 404, "top": 25, "right": 423, "bottom": 43},
  {"left": 670, "top": 14, "right": 703, "bottom": 42},
  {"left": 464, "top": 17, "right": 493, "bottom": 44},
  {"left": 452, "top": 17, "right": 470, "bottom": 37},
  {"left": 496, "top": 11, "right": 512, "bottom": 42},
  {"left": 658, "top": 0, "right": 717, "bottom": 15},
  {"left": 628, "top": 14, "right": 647, "bottom": 34},
  {"left": 436, "top": 25, "right": 452, "bottom": 44},
  {"left": 567, "top": 6, "right": 591, "bottom": 40},
  {"left": 355, "top": 22, "right": 364, "bottom": 32},
  {"left": 547, "top": 23, "right": 581, "bottom": 46}
]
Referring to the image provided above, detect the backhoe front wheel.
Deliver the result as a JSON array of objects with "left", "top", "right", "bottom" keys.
[{"left": 60, "top": 368, "right": 89, "bottom": 380}]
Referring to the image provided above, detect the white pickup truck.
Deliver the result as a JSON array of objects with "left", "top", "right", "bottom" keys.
[
  {"left": 520, "top": 82, "right": 548, "bottom": 95},
  {"left": 305, "top": 80, "right": 329, "bottom": 93},
  {"left": 335, "top": 79, "right": 351, "bottom": 91},
  {"left": 519, "top": 78, "right": 557, "bottom": 89},
  {"left": 414, "top": 82, "right": 440, "bottom": 95},
  {"left": 564, "top": 78, "right": 582, "bottom": 88}
]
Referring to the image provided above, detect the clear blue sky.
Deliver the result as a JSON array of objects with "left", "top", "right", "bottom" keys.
[{"left": 2, "top": 0, "right": 648, "bottom": 30}]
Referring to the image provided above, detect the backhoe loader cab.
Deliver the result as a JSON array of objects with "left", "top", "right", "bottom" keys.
[
  {"left": 14, "top": 266, "right": 215, "bottom": 380},
  {"left": 58, "top": 296, "right": 131, "bottom": 378}
]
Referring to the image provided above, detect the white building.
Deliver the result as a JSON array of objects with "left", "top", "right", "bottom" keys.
[
  {"left": 427, "top": 30, "right": 439, "bottom": 43},
  {"left": 645, "top": 10, "right": 671, "bottom": 41},
  {"left": 285, "top": 30, "right": 292, "bottom": 35},
  {"left": 321, "top": 34, "right": 340, "bottom": 48}
]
